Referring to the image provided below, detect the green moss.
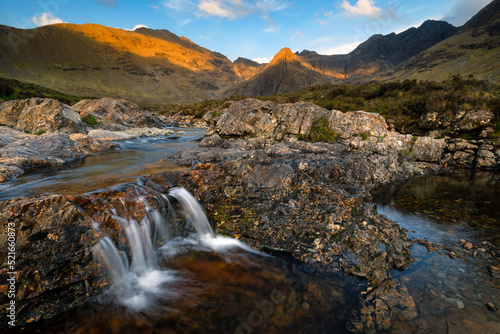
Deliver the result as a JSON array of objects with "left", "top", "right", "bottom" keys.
[
  {"left": 82, "top": 114, "right": 99, "bottom": 127},
  {"left": 298, "top": 117, "right": 341, "bottom": 143},
  {"left": 361, "top": 132, "right": 371, "bottom": 141},
  {"left": 34, "top": 129, "right": 46, "bottom": 135}
]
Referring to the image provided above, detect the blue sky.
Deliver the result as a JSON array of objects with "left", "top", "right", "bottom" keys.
[{"left": 0, "top": 0, "right": 493, "bottom": 63}]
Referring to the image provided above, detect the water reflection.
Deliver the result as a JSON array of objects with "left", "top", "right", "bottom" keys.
[
  {"left": 374, "top": 175, "right": 500, "bottom": 333},
  {"left": 0, "top": 128, "right": 204, "bottom": 201}
]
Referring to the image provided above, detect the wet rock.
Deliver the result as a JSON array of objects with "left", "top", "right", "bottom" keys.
[
  {"left": 487, "top": 265, "right": 500, "bottom": 278},
  {"left": 0, "top": 98, "right": 87, "bottom": 134},
  {"left": 486, "top": 302, "right": 498, "bottom": 312},
  {"left": 0, "top": 195, "right": 101, "bottom": 326},
  {"left": 73, "top": 97, "right": 163, "bottom": 131},
  {"left": 348, "top": 281, "right": 417, "bottom": 332},
  {"left": 449, "top": 252, "right": 457, "bottom": 259},
  {"left": 463, "top": 242, "right": 474, "bottom": 250}
]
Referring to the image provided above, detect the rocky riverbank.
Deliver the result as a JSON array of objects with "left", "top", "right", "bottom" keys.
[
  {"left": 0, "top": 98, "right": 498, "bottom": 331},
  {"left": 0, "top": 97, "right": 172, "bottom": 182}
]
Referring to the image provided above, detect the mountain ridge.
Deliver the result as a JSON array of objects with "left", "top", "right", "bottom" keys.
[{"left": 0, "top": 0, "right": 498, "bottom": 104}]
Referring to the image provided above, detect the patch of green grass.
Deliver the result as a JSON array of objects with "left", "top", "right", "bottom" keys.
[
  {"left": 82, "top": 114, "right": 99, "bottom": 127},
  {"left": 361, "top": 132, "right": 371, "bottom": 141},
  {"left": 299, "top": 117, "right": 341, "bottom": 143},
  {"left": 0, "top": 77, "right": 84, "bottom": 104},
  {"left": 34, "top": 129, "right": 46, "bottom": 135}
]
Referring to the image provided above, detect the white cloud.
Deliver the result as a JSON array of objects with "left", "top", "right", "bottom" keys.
[
  {"left": 290, "top": 30, "right": 306, "bottom": 41},
  {"left": 315, "top": 19, "right": 327, "bottom": 26},
  {"left": 442, "top": 0, "right": 493, "bottom": 26},
  {"left": 253, "top": 57, "right": 272, "bottom": 63},
  {"left": 198, "top": 0, "right": 250, "bottom": 19},
  {"left": 149, "top": 4, "right": 160, "bottom": 10},
  {"left": 134, "top": 24, "right": 149, "bottom": 30},
  {"left": 29, "top": 12, "right": 64, "bottom": 27},
  {"left": 317, "top": 41, "right": 363, "bottom": 55},
  {"left": 341, "top": 0, "right": 382, "bottom": 19}
]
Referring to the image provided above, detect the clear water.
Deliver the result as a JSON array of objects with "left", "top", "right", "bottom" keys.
[
  {"left": 373, "top": 175, "right": 500, "bottom": 333},
  {"left": 0, "top": 128, "right": 205, "bottom": 201}
]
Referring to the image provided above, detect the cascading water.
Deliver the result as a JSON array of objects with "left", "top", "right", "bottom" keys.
[{"left": 93, "top": 187, "right": 258, "bottom": 312}]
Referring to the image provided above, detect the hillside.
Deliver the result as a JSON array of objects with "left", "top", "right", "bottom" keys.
[
  {"left": 381, "top": 0, "right": 500, "bottom": 82},
  {"left": 0, "top": 23, "right": 239, "bottom": 104},
  {"left": 223, "top": 48, "right": 332, "bottom": 97}
]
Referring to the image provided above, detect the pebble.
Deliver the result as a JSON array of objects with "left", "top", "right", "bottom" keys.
[
  {"left": 463, "top": 242, "right": 473, "bottom": 250},
  {"left": 449, "top": 252, "right": 457, "bottom": 259},
  {"left": 486, "top": 302, "right": 497, "bottom": 312}
]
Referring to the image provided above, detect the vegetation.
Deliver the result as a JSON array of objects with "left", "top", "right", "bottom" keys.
[
  {"left": 34, "top": 129, "right": 46, "bottom": 136},
  {"left": 0, "top": 77, "right": 84, "bottom": 105},
  {"left": 298, "top": 118, "right": 341, "bottom": 143},
  {"left": 81, "top": 114, "right": 99, "bottom": 128},
  {"left": 162, "top": 75, "right": 499, "bottom": 138}
]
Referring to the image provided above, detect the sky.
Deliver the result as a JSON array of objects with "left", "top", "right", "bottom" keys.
[{"left": 0, "top": 0, "right": 493, "bottom": 63}]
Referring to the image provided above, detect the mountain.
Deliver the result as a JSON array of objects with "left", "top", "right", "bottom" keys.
[
  {"left": 382, "top": 0, "right": 500, "bottom": 82},
  {"left": 233, "top": 57, "right": 266, "bottom": 80},
  {"left": 298, "top": 20, "right": 458, "bottom": 82},
  {"left": 223, "top": 47, "right": 332, "bottom": 97},
  {"left": 0, "top": 23, "right": 239, "bottom": 104}
]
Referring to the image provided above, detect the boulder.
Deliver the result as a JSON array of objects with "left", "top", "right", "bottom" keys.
[
  {"left": 0, "top": 98, "right": 87, "bottom": 134},
  {"left": 453, "top": 109, "right": 494, "bottom": 132},
  {"left": 412, "top": 137, "right": 446, "bottom": 162},
  {"left": 0, "top": 133, "right": 90, "bottom": 181},
  {"left": 73, "top": 97, "right": 163, "bottom": 131},
  {"left": 328, "top": 110, "right": 388, "bottom": 138},
  {"left": 206, "top": 98, "right": 388, "bottom": 141},
  {"left": 0, "top": 195, "right": 100, "bottom": 325}
]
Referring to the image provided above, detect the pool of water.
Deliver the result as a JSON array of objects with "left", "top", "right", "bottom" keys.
[
  {"left": 0, "top": 128, "right": 205, "bottom": 201},
  {"left": 373, "top": 175, "right": 500, "bottom": 333}
]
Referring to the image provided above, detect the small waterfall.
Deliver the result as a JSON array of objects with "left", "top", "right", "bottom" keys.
[
  {"left": 168, "top": 187, "right": 214, "bottom": 239},
  {"left": 93, "top": 186, "right": 258, "bottom": 312}
]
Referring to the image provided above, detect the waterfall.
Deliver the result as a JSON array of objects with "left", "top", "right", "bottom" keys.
[{"left": 93, "top": 186, "right": 258, "bottom": 312}]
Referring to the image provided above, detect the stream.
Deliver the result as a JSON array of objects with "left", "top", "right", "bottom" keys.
[
  {"left": 0, "top": 128, "right": 205, "bottom": 201},
  {"left": 1, "top": 131, "right": 499, "bottom": 332},
  {"left": 373, "top": 175, "right": 500, "bottom": 333}
]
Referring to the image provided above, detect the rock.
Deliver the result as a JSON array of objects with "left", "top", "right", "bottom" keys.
[
  {"left": 199, "top": 134, "right": 224, "bottom": 147},
  {"left": 205, "top": 99, "right": 388, "bottom": 141},
  {"left": 0, "top": 133, "right": 90, "bottom": 181},
  {"left": 449, "top": 252, "right": 457, "bottom": 258},
  {"left": 487, "top": 302, "right": 498, "bottom": 312},
  {"left": 412, "top": 137, "right": 446, "bottom": 162},
  {"left": 73, "top": 97, "right": 163, "bottom": 131},
  {"left": 487, "top": 265, "right": 500, "bottom": 278},
  {"left": 0, "top": 98, "right": 87, "bottom": 134},
  {"left": 0, "top": 126, "right": 30, "bottom": 148},
  {"left": 453, "top": 109, "right": 494, "bottom": 132},
  {"left": 419, "top": 111, "right": 441, "bottom": 129},
  {"left": 0, "top": 195, "right": 101, "bottom": 326},
  {"left": 86, "top": 128, "right": 172, "bottom": 141},
  {"left": 463, "top": 242, "right": 473, "bottom": 250}
]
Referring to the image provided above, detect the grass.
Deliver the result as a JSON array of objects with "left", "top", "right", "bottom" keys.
[{"left": 0, "top": 77, "right": 84, "bottom": 105}]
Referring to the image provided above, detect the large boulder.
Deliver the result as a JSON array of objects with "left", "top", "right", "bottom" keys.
[
  {"left": 205, "top": 99, "right": 388, "bottom": 141},
  {"left": 73, "top": 97, "right": 163, "bottom": 131},
  {"left": 0, "top": 98, "right": 87, "bottom": 134}
]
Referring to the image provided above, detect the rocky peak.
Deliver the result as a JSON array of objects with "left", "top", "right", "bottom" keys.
[{"left": 267, "top": 47, "right": 300, "bottom": 66}]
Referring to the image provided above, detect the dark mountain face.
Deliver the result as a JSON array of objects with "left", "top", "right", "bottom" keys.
[{"left": 298, "top": 20, "right": 458, "bottom": 82}]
